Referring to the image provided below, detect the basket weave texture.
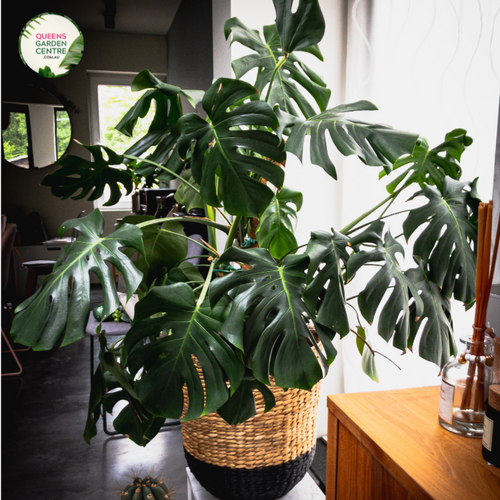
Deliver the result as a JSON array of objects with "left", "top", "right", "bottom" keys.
[{"left": 181, "top": 380, "right": 321, "bottom": 469}]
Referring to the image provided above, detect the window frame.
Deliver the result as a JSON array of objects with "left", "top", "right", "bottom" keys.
[{"left": 54, "top": 106, "right": 70, "bottom": 161}]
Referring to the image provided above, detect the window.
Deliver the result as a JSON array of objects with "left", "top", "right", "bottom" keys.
[{"left": 89, "top": 72, "right": 165, "bottom": 210}]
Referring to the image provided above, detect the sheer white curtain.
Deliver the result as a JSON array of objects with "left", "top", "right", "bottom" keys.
[{"left": 341, "top": 0, "right": 500, "bottom": 393}]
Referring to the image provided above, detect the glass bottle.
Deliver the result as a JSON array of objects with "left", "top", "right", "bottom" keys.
[{"left": 439, "top": 335, "right": 494, "bottom": 437}]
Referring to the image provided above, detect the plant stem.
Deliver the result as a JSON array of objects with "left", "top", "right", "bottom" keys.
[
  {"left": 136, "top": 216, "right": 230, "bottom": 235},
  {"left": 225, "top": 215, "right": 242, "bottom": 251},
  {"left": 340, "top": 187, "right": 404, "bottom": 235},
  {"left": 124, "top": 154, "right": 200, "bottom": 194},
  {"left": 277, "top": 243, "right": 308, "bottom": 264},
  {"left": 265, "top": 56, "right": 287, "bottom": 103},
  {"left": 379, "top": 191, "right": 398, "bottom": 218},
  {"left": 196, "top": 260, "right": 216, "bottom": 307},
  {"left": 350, "top": 328, "right": 402, "bottom": 370},
  {"left": 204, "top": 204, "right": 218, "bottom": 251}
]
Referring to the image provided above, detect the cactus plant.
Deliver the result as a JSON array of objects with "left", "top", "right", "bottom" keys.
[{"left": 120, "top": 473, "right": 175, "bottom": 500}]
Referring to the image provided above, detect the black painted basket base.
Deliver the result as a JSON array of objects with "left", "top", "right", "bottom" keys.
[{"left": 185, "top": 446, "right": 316, "bottom": 500}]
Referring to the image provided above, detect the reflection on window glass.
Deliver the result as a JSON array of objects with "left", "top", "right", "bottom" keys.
[
  {"left": 55, "top": 108, "right": 71, "bottom": 159},
  {"left": 2, "top": 112, "right": 29, "bottom": 167}
]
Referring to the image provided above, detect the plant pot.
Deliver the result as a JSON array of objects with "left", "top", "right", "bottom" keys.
[{"left": 181, "top": 381, "right": 321, "bottom": 500}]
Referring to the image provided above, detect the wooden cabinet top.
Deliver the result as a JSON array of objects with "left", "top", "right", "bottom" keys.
[{"left": 327, "top": 386, "right": 500, "bottom": 500}]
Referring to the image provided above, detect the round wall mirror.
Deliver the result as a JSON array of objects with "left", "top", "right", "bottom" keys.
[{"left": 1, "top": 84, "right": 72, "bottom": 169}]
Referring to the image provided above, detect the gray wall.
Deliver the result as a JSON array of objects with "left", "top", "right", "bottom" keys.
[{"left": 166, "top": 0, "right": 214, "bottom": 113}]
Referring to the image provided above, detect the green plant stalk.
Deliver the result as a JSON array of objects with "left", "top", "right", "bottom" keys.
[
  {"left": 379, "top": 190, "right": 398, "bottom": 219},
  {"left": 136, "top": 216, "right": 230, "bottom": 235},
  {"left": 344, "top": 209, "right": 412, "bottom": 237},
  {"left": 197, "top": 259, "right": 216, "bottom": 307},
  {"left": 265, "top": 55, "right": 288, "bottom": 104},
  {"left": 340, "top": 186, "right": 405, "bottom": 235},
  {"left": 225, "top": 215, "right": 242, "bottom": 251},
  {"left": 204, "top": 203, "right": 218, "bottom": 251},
  {"left": 124, "top": 154, "right": 200, "bottom": 194}
]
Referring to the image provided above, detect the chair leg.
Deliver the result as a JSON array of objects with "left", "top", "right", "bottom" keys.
[
  {"left": 102, "top": 410, "right": 119, "bottom": 436},
  {"left": 2, "top": 328, "right": 23, "bottom": 376}
]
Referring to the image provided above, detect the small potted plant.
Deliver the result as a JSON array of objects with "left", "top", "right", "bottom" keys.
[{"left": 11, "top": 0, "right": 479, "bottom": 498}]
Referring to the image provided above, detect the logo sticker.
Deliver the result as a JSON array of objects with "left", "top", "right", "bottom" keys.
[{"left": 19, "top": 13, "right": 84, "bottom": 78}]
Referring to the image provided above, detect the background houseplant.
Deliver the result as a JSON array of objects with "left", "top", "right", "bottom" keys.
[{"left": 11, "top": 0, "right": 478, "bottom": 450}]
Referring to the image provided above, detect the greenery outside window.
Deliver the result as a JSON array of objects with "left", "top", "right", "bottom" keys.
[
  {"left": 2, "top": 103, "right": 33, "bottom": 169},
  {"left": 89, "top": 72, "right": 164, "bottom": 211}
]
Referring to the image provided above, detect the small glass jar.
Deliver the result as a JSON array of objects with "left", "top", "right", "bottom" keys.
[{"left": 439, "top": 335, "right": 494, "bottom": 437}]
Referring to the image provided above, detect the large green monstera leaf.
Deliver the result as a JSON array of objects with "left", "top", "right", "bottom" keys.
[
  {"left": 273, "top": 0, "right": 326, "bottom": 53},
  {"left": 116, "top": 70, "right": 204, "bottom": 179},
  {"left": 406, "top": 263, "right": 456, "bottom": 368},
  {"left": 121, "top": 283, "right": 244, "bottom": 421},
  {"left": 282, "top": 101, "right": 420, "bottom": 180},
  {"left": 403, "top": 176, "right": 479, "bottom": 304},
  {"left": 41, "top": 143, "right": 132, "bottom": 206},
  {"left": 384, "top": 129, "right": 472, "bottom": 194},
  {"left": 256, "top": 186, "right": 303, "bottom": 259},
  {"left": 11, "top": 210, "right": 144, "bottom": 350},
  {"left": 116, "top": 70, "right": 201, "bottom": 136},
  {"left": 118, "top": 215, "right": 188, "bottom": 289},
  {"left": 347, "top": 221, "right": 424, "bottom": 351},
  {"left": 304, "top": 230, "right": 350, "bottom": 336},
  {"left": 177, "top": 78, "right": 286, "bottom": 217},
  {"left": 209, "top": 247, "right": 337, "bottom": 389},
  {"left": 224, "top": 12, "right": 330, "bottom": 118}
]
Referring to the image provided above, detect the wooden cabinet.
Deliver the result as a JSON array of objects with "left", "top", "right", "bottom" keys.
[{"left": 326, "top": 386, "right": 500, "bottom": 500}]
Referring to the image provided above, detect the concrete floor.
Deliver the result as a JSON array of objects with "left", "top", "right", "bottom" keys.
[{"left": 2, "top": 287, "right": 188, "bottom": 500}]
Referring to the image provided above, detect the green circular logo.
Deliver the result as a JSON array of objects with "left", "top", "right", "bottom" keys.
[{"left": 18, "top": 13, "right": 84, "bottom": 78}]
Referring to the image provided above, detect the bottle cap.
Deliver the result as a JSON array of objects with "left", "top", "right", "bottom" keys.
[{"left": 489, "top": 384, "right": 500, "bottom": 412}]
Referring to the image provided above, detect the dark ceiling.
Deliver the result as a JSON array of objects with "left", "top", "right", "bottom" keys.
[{"left": 12, "top": 0, "right": 183, "bottom": 36}]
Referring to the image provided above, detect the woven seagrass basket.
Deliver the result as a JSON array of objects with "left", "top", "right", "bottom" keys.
[{"left": 182, "top": 380, "right": 321, "bottom": 500}]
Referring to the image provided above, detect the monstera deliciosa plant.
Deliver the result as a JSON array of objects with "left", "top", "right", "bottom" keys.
[{"left": 11, "top": 0, "right": 479, "bottom": 446}]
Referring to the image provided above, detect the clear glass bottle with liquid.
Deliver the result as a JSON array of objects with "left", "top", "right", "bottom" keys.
[{"left": 439, "top": 335, "right": 494, "bottom": 438}]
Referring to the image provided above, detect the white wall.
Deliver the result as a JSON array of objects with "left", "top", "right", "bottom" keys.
[{"left": 494, "top": 102, "right": 500, "bottom": 284}]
